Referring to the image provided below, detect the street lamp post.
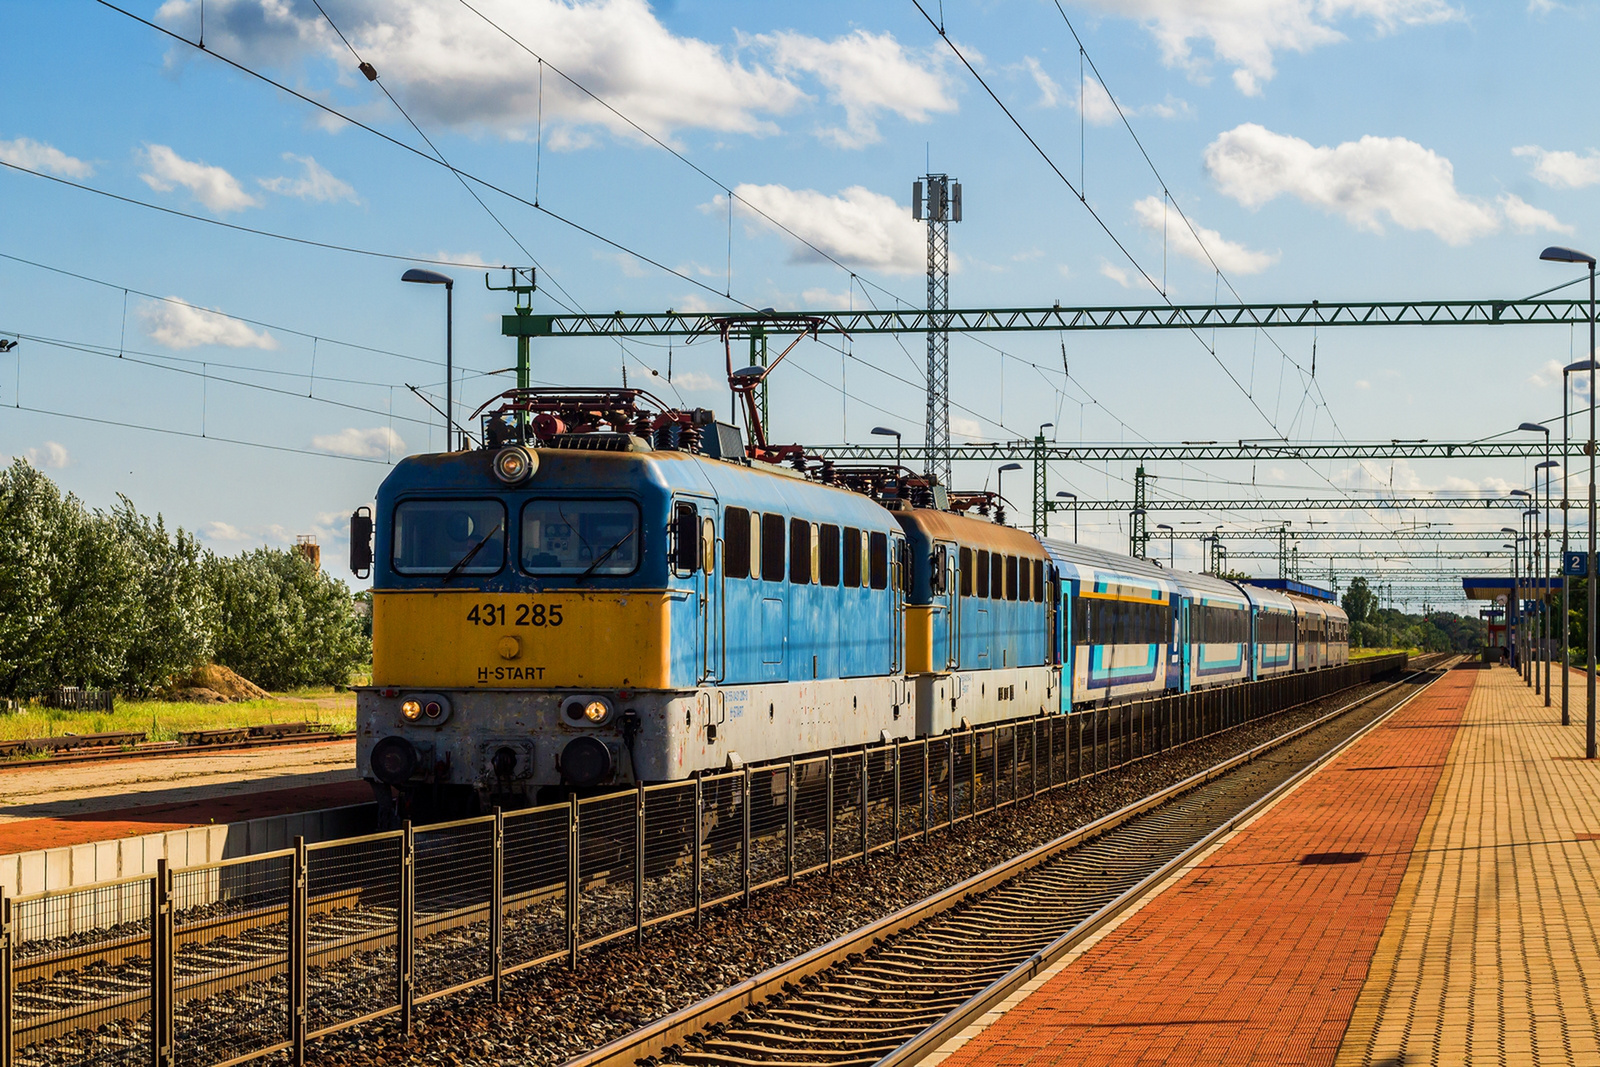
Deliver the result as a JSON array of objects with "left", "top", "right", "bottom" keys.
[
  {"left": 997, "top": 463, "right": 1023, "bottom": 525},
  {"left": 401, "top": 268, "right": 457, "bottom": 449},
  {"left": 1157, "top": 523, "right": 1174, "bottom": 567},
  {"left": 869, "top": 426, "right": 903, "bottom": 474},
  {"left": 1562, "top": 360, "right": 1597, "bottom": 725},
  {"left": 1542, "top": 245, "right": 1597, "bottom": 757},
  {"left": 1504, "top": 525, "right": 1521, "bottom": 671},
  {"left": 1055, "top": 492, "right": 1078, "bottom": 543},
  {"left": 1537, "top": 458, "right": 1559, "bottom": 707},
  {"left": 1512, "top": 490, "right": 1532, "bottom": 683},
  {"left": 1526, "top": 506, "right": 1542, "bottom": 691}
]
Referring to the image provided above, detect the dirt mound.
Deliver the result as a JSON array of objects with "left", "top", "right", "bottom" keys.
[
  {"left": 164, "top": 665, "right": 270, "bottom": 703},
  {"left": 165, "top": 687, "right": 228, "bottom": 705}
]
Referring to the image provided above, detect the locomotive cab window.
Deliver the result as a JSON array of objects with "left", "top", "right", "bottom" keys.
[
  {"left": 960, "top": 547, "right": 974, "bottom": 597},
  {"left": 672, "top": 502, "right": 699, "bottom": 574},
  {"left": 724, "top": 507, "right": 751, "bottom": 579},
  {"left": 520, "top": 500, "right": 640, "bottom": 576},
  {"left": 868, "top": 531, "right": 889, "bottom": 590},
  {"left": 393, "top": 499, "right": 506, "bottom": 576}
]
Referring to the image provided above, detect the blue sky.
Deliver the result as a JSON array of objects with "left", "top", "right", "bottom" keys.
[{"left": 3, "top": 0, "right": 1596, "bottom": 607}]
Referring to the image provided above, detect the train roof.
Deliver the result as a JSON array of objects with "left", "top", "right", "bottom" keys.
[
  {"left": 1038, "top": 539, "right": 1175, "bottom": 596},
  {"left": 1239, "top": 583, "right": 1297, "bottom": 613},
  {"left": 898, "top": 509, "right": 1051, "bottom": 559}
]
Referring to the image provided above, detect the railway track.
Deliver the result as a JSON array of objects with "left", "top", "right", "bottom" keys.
[{"left": 571, "top": 654, "right": 1457, "bottom": 1067}]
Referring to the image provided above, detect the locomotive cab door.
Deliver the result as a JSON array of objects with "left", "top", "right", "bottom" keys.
[
  {"left": 673, "top": 496, "right": 720, "bottom": 684},
  {"left": 933, "top": 540, "right": 958, "bottom": 670}
]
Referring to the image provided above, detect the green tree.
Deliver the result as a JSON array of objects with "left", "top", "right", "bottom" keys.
[
  {"left": 111, "top": 498, "right": 216, "bottom": 694},
  {"left": 206, "top": 548, "right": 369, "bottom": 689},
  {"left": 1342, "top": 576, "right": 1374, "bottom": 626}
]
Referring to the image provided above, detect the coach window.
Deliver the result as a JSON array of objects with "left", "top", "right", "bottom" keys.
[
  {"left": 990, "top": 552, "right": 1004, "bottom": 600},
  {"left": 724, "top": 507, "right": 751, "bottom": 579},
  {"left": 1004, "top": 556, "right": 1018, "bottom": 601},
  {"left": 1032, "top": 560, "right": 1045, "bottom": 602},
  {"left": 976, "top": 550, "right": 990, "bottom": 598},
  {"left": 819, "top": 524, "right": 840, "bottom": 586},
  {"left": 761, "top": 513, "right": 786, "bottom": 581},
  {"left": 960, "top": 547, "right": 974, "bottom": 597},
  {"left": 843, "top": 527, "right": 863, "bottom": 587},
  {"left": 1017, "top": 557, "right": 1029, "bottom": 601},
  {"left": 790, "top": 518, "right": 812, "bottom": 584},
  {"left": 393, "top": 499, "right": 505, "bottom": 576},
  {"left": 869, "top": 531, "right": 889, "bottom": 590}
]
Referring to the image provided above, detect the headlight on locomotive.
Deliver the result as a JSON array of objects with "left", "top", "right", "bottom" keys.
[
  {"left": 492, "top": 445, "right": 537, "bottom": 485},
  {"left": 401, "top": 700, "right": 422, "bottom": 721},
  {"left": 562, "top": 695, "right": 613, "bottom": 727}
]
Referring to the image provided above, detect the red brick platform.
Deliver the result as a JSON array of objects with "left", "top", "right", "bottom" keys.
[{"left": 933, "top": 665, "right": 1479, "bottom": 1067}]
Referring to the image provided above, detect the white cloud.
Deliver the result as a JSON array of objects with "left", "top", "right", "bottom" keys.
[
  {"left": 800, "top": 288, "right": 854, "bottom": 307},
  {"left": 756, "top": 29, "right": 954, "bottom": 147},
  {"left": 1531, "top": 358, "right": 1593, "bottom": 399},
  {"left": 1022, "top": 64, "right": 1188, "bottom": 123},
  {"left": 199, "top": 521, "right": 253, "bottom": 543},
  {"left": 139, "top": 144, "right": 259, "bottom": 213},
  {"left": 0, "top": 137, "right": 93, "bottom": 178},
  {"left": 950, "top": 416, "right": 990, "bottom": 442},
  {"left": 1513, "top": 145, "right": 1600, "bottom": 190},
  {"left": 727, "top": 184, "right": 927, "bottom": 275},
  {"left": 1132, "top": 195, "right": 1278, "bottom": 274},
  {"left": 1354, "top": 379, "right": 1370, "bottom": 389},
  {"left": 1498, "top": 193, "right": 1571, "bottom": 235},
  {"left": 1077, "top": 74, "right": 1120, "bottom": 125},
  {"left": 670, "top": 370, "right": 722, "bottom": 392},
  {"left": 154, "top": 0, "right": 947, "bottom": 147},
  {"left": 429, "top": 251, "right": 492, "bottom": 267},
  {"left": 312, "top": 427, "right": 406, "bottom": 459},
  {"left": 1020, "top": 57, "right": 1062, "bottom": 108},
  {"left": 596, "top": 250, "right": 648, "bottom": 279},
  {"left": 1099, "top": 261, "right": 1133, "bottom": 288},
  {"left": 258, "top": 153, "right": 359, "bottom": 203},
  {"left": 1204, "top": 123, "right": 1499, "bottom": 245},
  {"left": 23, "top": 442, "right": 69, "bottom": 469},
  {"left": 1070, "top": 0, "right": 1458, "bottom": 96},
  {"left": 140, "top": 299, "right": 278, "bottom": 350}
]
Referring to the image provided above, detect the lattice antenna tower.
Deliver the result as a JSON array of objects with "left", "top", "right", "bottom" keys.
[{"left": 913, "top": 174, "right": 960, "bottom": 488}]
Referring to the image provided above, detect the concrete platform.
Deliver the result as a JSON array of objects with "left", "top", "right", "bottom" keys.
[{"left": 929, "top": 663, "right": 1600, "bottom": 1066}]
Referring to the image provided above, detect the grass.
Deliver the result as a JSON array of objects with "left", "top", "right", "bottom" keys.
[
  {"left": 1351, "top": 646, "right": 1422, "bottom": 660},
  {"left": 0, "top": 687, "right": 356, "bottom": 744}
]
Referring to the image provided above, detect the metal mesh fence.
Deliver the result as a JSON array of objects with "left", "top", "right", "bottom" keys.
[
  {"left": 639, "top": 784, "right": 694, "bottom": 927},
  {"left": 577, "top": 793, "right": 639, "bottom": 949},
  {"left": 792, "top": 757, "right": 829, "bottom": 876},
  {"left": 11, "top": 878, "right": 154, "bottom": 1067},
  {"left": 927, "top": 736, "right": 953, "bottom": 832},
  {"left": 699, "top": 773, "right": 745, "bottom": 909},
  {"left": 304, "top": 833, "right": 403, "bottom": 1036},
  {"left": 171, "top": 852, "right": 293, "bottom": 1065},
  {"left": 866, "top": 747, "right": 896, "bottom": 853},
  {"left": 831, "top": 753, "right": 865, "bottom": 863},
  {"left": 501, "top": 805, "right": 567, "bottom": 971},
  {"left": 413, "top": 818, "right": 494, "bottom": 998},
  {"left": 749, "top": 766, "right": 790, "bottom": 890}
]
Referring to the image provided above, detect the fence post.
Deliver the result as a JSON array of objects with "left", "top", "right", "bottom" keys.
[
  {"left": 152, "top": 860, "right": 174, "bottom": 1067},
  {"left": 892, "top": 741, "right": 902, "bottom": 857},
  {"left": 859, "top": 747, "right": 869, "bottom": 862},
  {"left": 2, "top": 892, "right": 12, "bottom": 1067},
  {"left": 825, "top": 753, "right": 835, "bottom": 876},
  {"left": 741, "top": 767, "right": 752, "bottom": 907},
  {"left": 399, "top": 822, "right": 414, "bottom": 1032},
  {"left": 634, "top": 786, "right": 646, "bottom": 946},
  {"left": 492, "top": 809, "right": 504, "bottom": 1002},
  {"left": 291, "top": 837, "right": 307, "bottom": 1065},
  {"left": 948, "top": 739, "right": 956, "bottom": 826},
  {"left": 971, "top": 729, "right": 980, "bottom": 815},
  {"left": 566, "top": 796, "right": 580, "bottom": 967},
  {"left": 785, "top": 757, "right": 796, "bottom": 885},
  {"left": 692, "top": 778, "right": 704, "bottom": 928}
]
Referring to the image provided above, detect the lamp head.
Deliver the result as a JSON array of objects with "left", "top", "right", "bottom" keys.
[
  {"left": 1540, "top": 246, "right": 1597, "bottom": 267},
  {"left": 1510, "top": 489, "right": 1531, "bottom": 498},
  {"left": 1537, "top": 460, "right": 1559, "bottom": 470},
  {"left": 401, "top": 268, "right": 454, "bottom": 287},
  {"left": 1502, "top": 527, "right": 1518, "bottom": 535},
  {"left": 1055, "top": 491, "right": 1076, "bottom": 500},
  {"left": 1518, "top": 422, "right": 1549, "bottom": 435},
  {"left": 869, "top": 426, "right": 901, "bottom": 439},
  {"left": 999, "top": 463, "right": 1023, "bottom": 472},
  {"left": 1566, "top": 359, "right": 1599, "bottom": 374},
  {"left": 1157, "top": 523, "right": 1173, "bottom": 531}
]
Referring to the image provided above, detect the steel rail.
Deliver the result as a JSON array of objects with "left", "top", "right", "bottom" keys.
[{"left": 559, "top": 656, "right": 1443, "bottom": 1067}]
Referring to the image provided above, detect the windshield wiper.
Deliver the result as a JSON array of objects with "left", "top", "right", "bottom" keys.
[
  {"left": 575, "top": 529, "right": 635, "bottom": 585},
  {"left": 441, "top": 520, "right": 504, "bottom": 584}
]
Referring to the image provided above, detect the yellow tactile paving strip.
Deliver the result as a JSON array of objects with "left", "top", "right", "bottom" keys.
[{"left": 1335, "top": 665, "right": 1600, "bottom": 1066}]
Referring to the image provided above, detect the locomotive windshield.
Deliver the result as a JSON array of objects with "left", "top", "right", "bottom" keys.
[
  {"left": 392, "top": 499, "right": 506, "bottom": 576},
  {"left": 520, "top": 500, "right": 641, "bottom": 577}
]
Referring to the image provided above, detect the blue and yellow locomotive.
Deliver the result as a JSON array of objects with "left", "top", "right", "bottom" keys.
[{"left": 353, "top": 388, "right": 1346, "bottom": 818}]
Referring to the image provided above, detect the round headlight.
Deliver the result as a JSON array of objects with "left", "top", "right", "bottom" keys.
[
  {"left": 583, "top": 700, "right": 609, "bottom": 723},
  {"left": 401, "top": 700, "right": 422, "bottom": 721},
  {"left": 424, "top": 700, "right": 443, "bottom": 719},
  {"left": 492, "top": 445, "right": 537, "bottom": 485}
]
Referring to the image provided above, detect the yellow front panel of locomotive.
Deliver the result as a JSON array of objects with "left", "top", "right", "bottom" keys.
[{"left": 372, "top": 590, "right": 671, "bottom": 689}]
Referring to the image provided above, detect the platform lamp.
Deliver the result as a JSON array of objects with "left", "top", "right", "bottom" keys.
[
  {"left": 870, "top": 426, "right": 903, "bottom": 475},
  {"left": 1540, "top": 244, "right": 1596, "bottom": 757},
  {"left": 1537, "top": 457, "right": 1560, "bottom": 709},
  {"left": 997, "top": 463, "right": 1023, "bottom": 525},
  {"left": 1503, "top": 526, "right": 1522, "bottom": 671},
  {"left": 1526, "top": 506, "right": 1542, "bottom": 692},
  {"left": 401, "top": 268, "right": 456, "bottom": 449},
  {"left": 1512, "top": 489, "right": 1534, "bottom": 684},
  {"left": 1561, "top": 361, "right": 1597, "bottom": 725},
  {"left": 1055, "top": 491, "right": 1078, "bottom": 543}
]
